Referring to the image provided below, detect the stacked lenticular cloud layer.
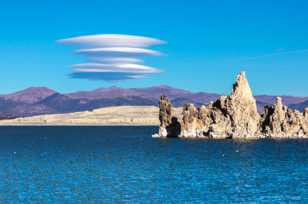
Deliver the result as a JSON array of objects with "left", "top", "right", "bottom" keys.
[{"left": 58, "top": 34, "right": 165, "bottom": 81}]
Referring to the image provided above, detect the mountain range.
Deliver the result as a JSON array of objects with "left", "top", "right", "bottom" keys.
[{"left": 0, "top": 85, "right": 307, "bottom": 119}]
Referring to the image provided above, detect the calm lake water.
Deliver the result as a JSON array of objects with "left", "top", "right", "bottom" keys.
[{"left": 0, "top": 126, "right": 308, "bottom": 203}]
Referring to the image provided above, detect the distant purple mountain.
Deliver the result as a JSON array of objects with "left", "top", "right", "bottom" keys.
[
  {"left": 0, "top": 85, "right": 307, "bottom": 119},
  {"left": 1, "top": 87, "right": 56, "bottom": 104},
  {"left": 254, "top": 95, "right": 308, "bottom": 112},
  {"left": 290, "top": 100, "right": 308, "bottom": 112}
]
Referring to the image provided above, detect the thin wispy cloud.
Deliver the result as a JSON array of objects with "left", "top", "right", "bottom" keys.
[
  {"left": 59, "top": 34, "right": 165, "bottom": 81},
  {"left": 242, "top": 48, "right": 308, "bottom": 61}
]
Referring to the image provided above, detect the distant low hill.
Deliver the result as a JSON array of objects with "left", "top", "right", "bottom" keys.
[{"left": 0, "top": 85, "right": 307, "bottom": 119}]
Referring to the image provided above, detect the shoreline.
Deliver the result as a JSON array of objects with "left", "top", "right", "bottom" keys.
[
  {"left": 1, "top": 124, "right": 307, "bottom": 141},
  {"left": 1, "top": 123, "right": 307, "bottom": 141},
  {"left": 0, "top": 123, "right": 158, "bottom": 127},
  {"left": 0, "top": 106, "right": 182, "bottom": 127}
]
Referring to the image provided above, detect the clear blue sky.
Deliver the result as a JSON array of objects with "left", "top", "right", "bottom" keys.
[{"left": 1, "top": 0, "right": 308, "bottom": 96}]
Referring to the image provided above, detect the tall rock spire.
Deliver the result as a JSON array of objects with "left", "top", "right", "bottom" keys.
[
  {"left": 220, "top": 71, "right": 261, "bottom": 138},
  {"left": 231, "top": 71, "right": 255, "bottom": 101}
]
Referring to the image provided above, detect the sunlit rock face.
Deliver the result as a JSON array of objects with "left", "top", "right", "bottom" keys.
[
  {"left": 157, "top": 71, "right": 308, "bottom": 139},
  {"left": 206, "top": 100, "right": 233, "bottom": 139},
  {"left": 180, "top": 103, "right": 203, "bottom": 138}
]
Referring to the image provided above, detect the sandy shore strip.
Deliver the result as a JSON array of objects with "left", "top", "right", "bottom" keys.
[{"left": 0, "top": 106, "right": 182, "bottom": 126}]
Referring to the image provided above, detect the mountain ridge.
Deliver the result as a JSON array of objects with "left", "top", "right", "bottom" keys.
[{"left": 0, "top": 85, "right": 307, "bottom": 119}]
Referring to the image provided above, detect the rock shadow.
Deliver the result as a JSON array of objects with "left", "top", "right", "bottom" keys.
[{"left": 166, "top": 117, "right": 181, "bottom": 138}]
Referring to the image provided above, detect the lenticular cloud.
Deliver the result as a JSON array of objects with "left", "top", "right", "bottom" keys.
[{"left": 58, "top": 34, "right": 165, "bottom": 81}]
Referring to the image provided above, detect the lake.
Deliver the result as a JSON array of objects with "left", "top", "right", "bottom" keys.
[{"left": 0, "top": 126, "right": 308, "bottom": 203}]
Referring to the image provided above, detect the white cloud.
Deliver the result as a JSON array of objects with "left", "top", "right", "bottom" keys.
[
  {"left": 76, "top": 47, "right": 161, "bottom": 56},
  {"left": 58, "top": 34, "right": 165, "bottom": 81},
  {"left": 58, "top": 34, "right": 166, "bottom": 48},
  {"left": 89, "top": 57, "right": 143, "bottom": 63},
  {"left": 73, "top": 63, "right": 161, "bottom": 73}
]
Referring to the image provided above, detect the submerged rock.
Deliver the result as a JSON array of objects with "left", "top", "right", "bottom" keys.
[{"left": 156, "top": 71, "right": 308, "bottom": 139}]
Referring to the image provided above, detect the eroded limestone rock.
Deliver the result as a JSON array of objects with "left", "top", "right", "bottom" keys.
[{"left": 156, "top": 72, "right": 308, "bottom": 139}]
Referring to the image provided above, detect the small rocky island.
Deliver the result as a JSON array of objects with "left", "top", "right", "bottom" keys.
[{"left": 157, "top": 72, "right": 308, "bottom": 139}]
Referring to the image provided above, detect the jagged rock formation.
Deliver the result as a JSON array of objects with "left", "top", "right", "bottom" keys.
[
  {"left": 157, "top": 72, "right": 308, "bottom": 139},
  {"left": 261, "top": 97, "right": 307, "bottom": 138}
]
